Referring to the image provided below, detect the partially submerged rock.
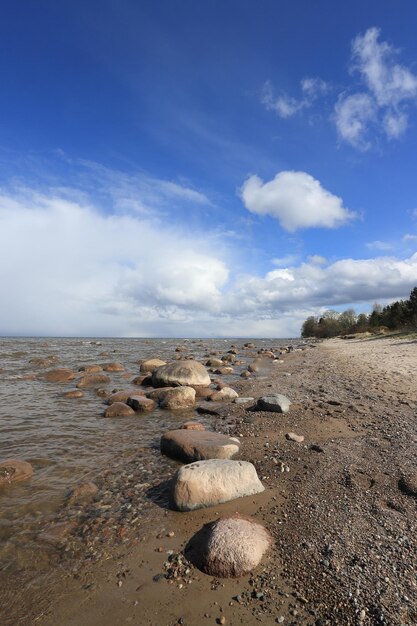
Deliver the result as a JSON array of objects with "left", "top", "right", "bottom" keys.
[
  {"left": 66, "top": 481, "right": 99, "bottom": 505},
  {"left": 78, "top": 364, "right": 103, "bottom": 373},
  {"left": 140, "top": 358, "right": 166, "bottom": 374},
  {"left": 152, "top": 361, "right": 211, "bottom": 388},
  {"left": 0, "top": 459, "right": 33, "bottom": 486},
  {"left": 188, "top": 514, "right": 272, "bottom": 578},
  {"left": 181, "top": 421, "right": 205, "bottom": 431},
  {"left": 256, "top": 393, "right": 291, "bottom": 413},
  {"left": 172, "top": 459, "right": 264, "bottom": 511},
  {"left": 104, "top": 402, "right": 135, "bottom": 418},
  {"left": 77, "top": 373, "right": 111, "bottom": 388},
  {"left": 161, "top": 429, "right": 240, "bottom": 463},
  {"left": 63, "top": 389, "right": 84, "bottom": 399},
  {"left": 107, "top": 390, "right": 140, "bottom": 405},
  {"left": 127, "top": 395, "right": 155, "bottom": 412},
  {"left": 102, "top": 362, "right": 124, "bottom": 372},
  {"left": 43, "top": 368, "right": 75, "bottom": 383},
  {"left": 159, "top": 386, "right": 196, "bottom": 410}
]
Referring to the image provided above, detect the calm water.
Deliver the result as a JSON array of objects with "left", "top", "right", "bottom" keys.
[{"left": 0, "top": 336, "right": 292, "bottom": 608}]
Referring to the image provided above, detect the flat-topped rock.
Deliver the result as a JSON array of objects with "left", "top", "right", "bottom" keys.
[
  {"left": 172, "top": 459, "right": 264, "bottom": 511},
  {"left": 187, "top": 514, "right": 272, "bottom": 578},
  {"left": 127, "top": 395, "right": 155, "bottom": 412},
  {"left": 107, "top": 390, "right": 140, "bottom": 405},
  {"left": 0, "top": 459, "right": 33, "bottom": 486},
  {"left": 78, "top": 364, "right": 103, "bottom": 373},
  {"left": 234, "top": 397, "right": 254, "bottom": 404},
  {"left": 102, "top": 362, "right": 124, "bottom": 372},
  {"left": 181, "top": 421, "right": 206, "bottom": 431},
  {"left": 63, "top": 389, "right": 84, "bottom": 399},
  {"left": 76, "top": 373, "right": 111, "bottom": 388},
  {"left": 256, "top": 393, "right": 291, "bottom": 413},
  {"left": 196, "top": 402, "right": 230, "bottom": 417},
  {"left": 43, "top": 368, "right": 75, "bottom": 383},
  {"left": 140, "top": 358, "right": 166, "bottom": 374},
  {"left": 152, "top": 361, "right": 210, "bottom": 388},
  {"left": 161, "top": 429, "right": 240, "bottom": 463}
]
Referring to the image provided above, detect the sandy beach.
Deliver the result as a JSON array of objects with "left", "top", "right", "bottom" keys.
[{"left": 1, "top": 334, "right": 416, "bottom": 626}]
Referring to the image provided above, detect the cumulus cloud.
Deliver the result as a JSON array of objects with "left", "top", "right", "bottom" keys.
[
  {"left": 240, "top": 171, "right": 355, "bottom": 231},
  {"left": 228, "top": 254, "right": 417, "bottom": 314},
  {"left": 335, "top": 27, "right": 417, "bottom": 148},
  {"left": 0, "top": 188, "right": 228, "bottom": 337},
  {"left": 0, "top": 174, "right": 415, "bottom": 338},
  {"left": 262, "top": 77, "right": 329, "bottom": 118},
  {"left": 403, "top": 233, "right": 417, "bottom": 242}
]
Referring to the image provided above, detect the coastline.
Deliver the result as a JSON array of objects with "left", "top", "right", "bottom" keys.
[{"left": 2, "top": 335, "right": 416, "bottom": 626}]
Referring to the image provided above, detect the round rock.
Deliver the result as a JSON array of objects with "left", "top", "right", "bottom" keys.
[
  {"left": 140, "top": 358, "right": 166, "bottom": 374},
  {"left": 152, "top": 361, "right": 210, "bottom": 388},
  {"left": 104, "top": 402, "right": 135, "bottom": 418},
  {"left": 191, "top": 514, "right": 272, "bottom": 578}
]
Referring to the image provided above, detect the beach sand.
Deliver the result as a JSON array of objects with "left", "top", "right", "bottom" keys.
[{"left": 4, "top": 334, "right": 417, "bottom": 626}]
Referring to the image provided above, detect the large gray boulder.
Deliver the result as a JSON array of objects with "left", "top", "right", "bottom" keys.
[
  {"left": 161, "top": 429, "right": 240, "bottom": 463},
  {"left": 172, "top": 459, "right": 264, "bottom": 511},
  {"left": 190, "top": 514, "right": 272, "bottom": 578},
  {"left": 152, "top": 361, "right": 211, "bottom": 388},
  {"left": 256, "top": 393, "right": 291, "bottom": 413}
]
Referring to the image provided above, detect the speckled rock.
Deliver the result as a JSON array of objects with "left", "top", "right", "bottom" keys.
[
  {"left": 172, "top": 460, "right": 264, "bottom": 511},
  {"left": 152, "top": 361, "right": 211, "bottom": 388}
]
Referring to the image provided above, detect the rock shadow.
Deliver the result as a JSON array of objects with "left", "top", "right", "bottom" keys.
[
  {"left": 183, "top": 522, "right": 214, "bottom": 572},
  {"left": 145, "top": 477, "right": 174, "bottom": 510}
]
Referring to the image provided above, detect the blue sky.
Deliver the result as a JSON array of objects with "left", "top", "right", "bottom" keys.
[{"left": 1, "top": 0, "right": 417, "bottom": 336}]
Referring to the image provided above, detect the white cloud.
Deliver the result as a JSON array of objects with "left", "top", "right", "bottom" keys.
[
  {"left": 403, "top": 233, "right": 417, "bottom": 242},
  {"left": 0, "top": 188, "right": 228, "bottom": 337},
  {"left": 335, "top": 27, "right": 417, "bottom": 147},
  {"left": 352, "top": 27, "right": 417, "bottom": 109},
  {"left": 240, "top": 170, "right": 355, "bottom": 231},
  {"left": 262, "top": 77, "right": 329, "bottom": 119},
  {"left": 307, "top": 254, "right": 327, "bottom": 265},
  {"left": 366, "top": 240, "right": 394, "bottom": 251},
  {"left": 0, "top": 175, "right": 415, "bottom": 338},
  {"left": 228, "top": 254, "right": 417, "bottom": 314},
  {"left": 334, "top": 93, "right": 376, "bottom": 150},
  {"left": 271, "top": 254, "right": 299, "bottom": 267}
]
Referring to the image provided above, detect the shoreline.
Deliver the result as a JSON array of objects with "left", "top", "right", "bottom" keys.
[{"left": 2, "top": 335, "right": 416, "bottom": 626}]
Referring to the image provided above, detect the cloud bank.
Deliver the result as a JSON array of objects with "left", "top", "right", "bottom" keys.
[
  {"left": 240, "top": 171, "right": 355, "bottom": 231},
  {"left": 0, "top": 179, "right": 415, "bottom": 337}
]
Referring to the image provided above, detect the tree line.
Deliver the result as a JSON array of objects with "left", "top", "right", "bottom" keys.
[{"left": 301, "top": 287, "right": 417, "bottom": 338}]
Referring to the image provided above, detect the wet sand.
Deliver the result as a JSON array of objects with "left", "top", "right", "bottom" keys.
[{"left": 2, "top": 334, "right": 417, "bottom": 626}]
